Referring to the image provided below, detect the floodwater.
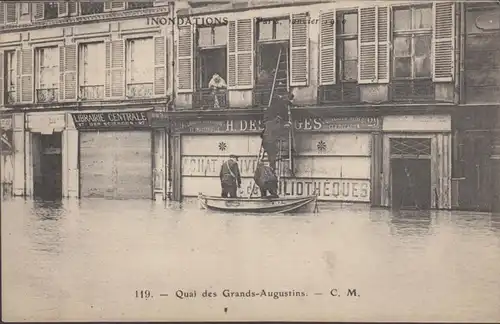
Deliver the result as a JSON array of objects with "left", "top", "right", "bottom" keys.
[{"left": 2, "top": 197, "right": 500, "bottom": 322}]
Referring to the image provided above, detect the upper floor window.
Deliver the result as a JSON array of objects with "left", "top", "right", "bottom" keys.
[
  {"left": 35, "top": 47, "right": 59, "bottom": 103},
  {"left": 5, "top": 51, "right": 17, "bottom": 104},
  {"left": 393, "top": 6, "right": 432, "bottom": 79},
  {"left": 4, "top": 3, "right": 18, "bottom": 24},
  {"left": 80, "top": 2, "right": 104, "bottom": 15},
  {"left": 126, "top": 38, "right": 154, "bottom": 98},
  {"left": 257, "top": 17, "right": 289, "bottom": 41},
  {"left": 336, "top": 11, "right": 358, "bottom": 82},
  {"left": 127, "top": 2, "right": 154, "bottom": 10},
  {"left": 198, "top": 25, "right": 227, "bottom": 48},
  {"left": 79, "top": 43, "right": 105, "bottom": 100},
  {"left": 44, "top": 2, "right": 58, "bottom": 19}
]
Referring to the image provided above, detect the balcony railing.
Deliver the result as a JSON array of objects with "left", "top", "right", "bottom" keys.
[
  {"left": 193, "top": 88, "right": 228, "bottom": 110},
  {"left": 36, "top": 88, "right": 59, "bottom": 103},
  {"left": 391, "top": 79, "right": 434, "bottom": 102},
  {"left": 127, "top": 83, "right": 153, "bottom": 98},
  {"left": 253, "top": 86, "right": 288, "bottom": 107},
  {"left": 80, "top": 85, "right": 104, "bottom": 100},
  {"left": 319, "top": 82, "right": 360, "bottom": 104},
  {"left": 7, "top": 91, "right": 16, "bottom": 104}
]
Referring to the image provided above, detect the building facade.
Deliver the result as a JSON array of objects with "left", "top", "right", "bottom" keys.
[{"left": 1, "top": 0, "right": 499, "bottom": 212}]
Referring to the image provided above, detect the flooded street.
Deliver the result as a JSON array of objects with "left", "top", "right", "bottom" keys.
[{"left": 2, "top": 198, "right": 500, "bottom": 322}]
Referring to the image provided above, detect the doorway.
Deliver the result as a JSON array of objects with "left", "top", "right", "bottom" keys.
[
  {"left": 33, "top": 132, "right": 62, "bottom": 200},
  {"left": 391, "top": 159, "right": 431, "bottom": 210}
]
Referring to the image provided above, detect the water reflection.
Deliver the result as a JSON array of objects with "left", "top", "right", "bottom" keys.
[{"left": 389, "top": 209, "right": 432, "bottom": 237}]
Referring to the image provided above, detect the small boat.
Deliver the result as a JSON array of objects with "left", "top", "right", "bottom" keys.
[{"left": 198, "top": 194, "right": 318, "bottom": 214}]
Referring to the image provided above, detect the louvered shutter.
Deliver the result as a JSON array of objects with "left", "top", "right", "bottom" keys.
[
  {"left": 33, "top": 3, "right": 44, "bottom": 20},
  {"left": 59, "top": 46, "right": 65, "bottom": 101},
  {"left": 111, "top": 2, "right": 125, "bottom": 10},
  {"left": 20, "top": 48, "right": 33, "bottom": 103},
  {"left": 358, "top": 6, "right": 377, "bottom": 84},
  {"left": 104, "top": 40, "right": 125, "bottom": 98},
  {"left": 104, "top": 2, "right": 112, "bottom": 12},
  {"left": 15, "top": 50, "right": 21, "bottom": 103},
  {"left": 433, "top": 2, "right": 455, "bottom": 82},
  {"left": 6, "top": 3, "right": 17, "bottom": 24},
  {"left": 0, "top": 51, "right": 4, "bottom": 106},
  {"left": 177, "top": 25, "right": 193, "bottom": 93},
  {"left": 227, "top": 20, "right": 236, "bottom": 88},
  {"left": 153, "top": 35, "right": 167, "bottom": 96},
  {"left": 235, "top": 18, "right": 254, "bottom": 89},
  {"left": 319, "top": 8, "right": 336, "bottom": 85},
  {"left": 0, "top": 4, "right": 5, "bottom": 26},
  {"left": 290, "top": 12, "right": 309, "bottom": 86},
  {"left": 58, "top": 2, "right": 68, "bottom": 17},
  {"left": 69, "top": 2, "right": 77, "bottom": 15},
  {"left": 63, "top": 44, "right": 77, "bottom": 100},
  {"left": 377, "top": 6, "right": 390, "bottom": 83}
]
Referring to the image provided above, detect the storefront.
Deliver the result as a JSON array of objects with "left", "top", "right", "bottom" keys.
[
  {"left": 71, "top": 110, "right": 155, "bottom": 200},
  {"left": 167, "top": 115, "right": 380, "bottom": 203},
  {"left": 0, "top": 114, "right": 14, "bottom": 197},
  {"left": 379, "top": 115, "right": 452, "bottom": 210}
]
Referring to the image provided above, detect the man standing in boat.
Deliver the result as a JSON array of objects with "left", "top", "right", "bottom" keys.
[{"left": 219, "top": 154, "right": 242, "bottom": 198}]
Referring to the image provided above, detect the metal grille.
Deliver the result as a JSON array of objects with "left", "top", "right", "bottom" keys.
[
  {"left": 391, "top": 79, "right": 434, "bottom": 101},
  {"left": 319, "top": 83, "right": 360, "bottom": 104},
  {"left": 390, "top": 138, "right": 431, "bottom": 157}
]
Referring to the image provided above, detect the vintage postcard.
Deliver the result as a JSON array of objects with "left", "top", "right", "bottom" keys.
[{"left": 1, "top": 0, "right": 499, "bottom": 322}]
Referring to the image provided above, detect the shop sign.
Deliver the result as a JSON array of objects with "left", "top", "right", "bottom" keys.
[
  {"left": 27, "top": 114, "right": 66, "bottom": 133},
  {"left": 169, "top": 116, "right": 380, "bottom": 133},
  {"left": 71, "top": 111, "right": 151, "bottom": 129},
  {"left": 0, "top": 115, "right": 13, "bottom": 154},
  {"left": 1, "top": 115, "right": 12, "bottom": 130},
  {"left": 277, "top": 178, "right": 370, "bottom": 202}
]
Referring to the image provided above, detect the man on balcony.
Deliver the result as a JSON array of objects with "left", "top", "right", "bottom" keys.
[{"left": 208, "top": 73, "right": 227, "bottom": 109}]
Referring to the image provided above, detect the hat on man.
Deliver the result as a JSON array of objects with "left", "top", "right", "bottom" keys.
[{"left": 229, "top": 154, "right": 238, "bottom": 161}]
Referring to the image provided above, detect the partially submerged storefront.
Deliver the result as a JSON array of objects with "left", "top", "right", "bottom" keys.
[
  {"left": 0, "top": 114, "right": 14, "bottom": 197},
  {"left": 71, "top": 110, "right": 158, "bottom": 200}
]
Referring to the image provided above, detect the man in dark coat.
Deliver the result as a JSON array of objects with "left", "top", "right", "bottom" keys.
[
  {"left": 219, "top": 154, "right": 242, "bottom": 198},
  {"left": 253, "top": 162, "right": 279, "bottom": 198}
]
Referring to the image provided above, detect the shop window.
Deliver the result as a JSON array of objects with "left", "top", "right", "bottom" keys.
[
  {"left": 79, "top": 42, "right": 105, "bottom": 100},
  {"left": 126, "top": 38, "right": 154, "bottom": 98},
  {"left": 195, "top": 25, "right": 228, "bottom": 109},
  {"left": 35, "top": 47, "right": 59, "bottom": 103},
  {"left": 80, "top": 2, "right": 104, "bottom": 15},
  {"left": 320, "top": 11, "right": 360, "bottom": 103},
  {"left": 392, "top": 6, "right": 433, "bottom": 101},
  {"left": 5, "top": 51, "right": 17, "bottom": 104}
]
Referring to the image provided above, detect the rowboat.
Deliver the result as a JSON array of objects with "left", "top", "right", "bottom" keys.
[{"left": 198, "top": 193, "right": 318, "bottom": 214}]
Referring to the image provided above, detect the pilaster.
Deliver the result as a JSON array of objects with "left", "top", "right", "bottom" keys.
[
  {"left": 63, "top": 113, "right": 79, "bottom": 198},
  {"left": 12, "top": 113, "right": 25, "bottom": 196}
]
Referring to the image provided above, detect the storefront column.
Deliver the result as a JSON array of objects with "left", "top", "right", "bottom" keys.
[
  {"left": 63, "top": 113, "right": 79, "bottom": 198},
  {"left": 492, "top": 108, "right": 500, "bottom": 213},
  {"left": 12, "top": 113, "right": 25, "bottom": 196},
  {"left": 153, "top": 129, "right": 166, "bottom": 200}
]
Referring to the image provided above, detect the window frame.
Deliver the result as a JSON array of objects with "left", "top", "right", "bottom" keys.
[
  {"left": 196, "top": 24, "right": 228, "bottom": 49},
  {"left": 35, "top": 46, "right": 59, "bottom": 90},
  {"left": 79, "top": 2, "right": 104, "bottom": 16},
  {"left": 43, "top": 2, "right": 58, "bottom": 20},
  {"left": 78, "top": 42, "right": 105, "bottom": 87},
  {"left": 126, "top": 37, "right": 154, "bottom": 85},
  {"left": 392, "top": 5, "right": 433, "bottom": 80},
  {"left": 336, "top": 10, "right": 358, "bottom": 82},
  {"left": 256, "top": 17, "right": 290, "bottom": 42},
  {"left": 126, "top": 2, "right": 154, "bottom": 10},
  {"left": 5, "top": 51, "right": 17, "bottom": 103}
]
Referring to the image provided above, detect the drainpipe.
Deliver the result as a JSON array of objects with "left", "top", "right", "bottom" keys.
[
  {"left": 458, "top": 2, "right": 465, "bottom": 105},
  {"left": 166, "top": 0, "right": 176, "bottom": 200}
]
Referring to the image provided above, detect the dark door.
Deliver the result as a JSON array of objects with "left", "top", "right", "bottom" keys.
[
  {"left": 34, "top": 133, "right": 62, "bottom": 200},
  {"left": 391, "top": 159, "right": 431, "bottom": 210}
]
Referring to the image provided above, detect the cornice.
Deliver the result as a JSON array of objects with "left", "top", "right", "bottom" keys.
[{"left": 0, "top": 6, "right": 170, "bottom": 33}]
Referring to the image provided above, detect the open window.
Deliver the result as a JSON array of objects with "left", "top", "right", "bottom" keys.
[
  {"left": 254, "top": 17, "right": 290, "bottom": 107},
  {"left": 195, "top": 24, "right": 228, "bottom": 109}
]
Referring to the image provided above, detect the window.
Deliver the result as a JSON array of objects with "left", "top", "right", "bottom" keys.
[
  {"left": 21, "top": 3, "right": 30, "bottom": 15},
  {"left": 5, "top": 51, "right": 17, "bottom": 104},
  {"left": 79, "top": 43, "right": 105, "bottom": 100},
  {"left": 198, "top": 25, "right": 227, "bottom": 47},
  {"left": 258, "top": 18, "right": 289, "bottom": 41},
  {"left": 393, "top": 6, "right": 432, "bottom": 79},
  {"left": 126, "top": 38, "right": 154, "bottom": 98},
  {"left": 336, "top": 11, "right": 358, "bottom": 82},
  {"left": 44, "top": 2, "right": 58, "bottom": 19},
  {"left": 35, "top": 47, "right": 59, "bottom": 103},
  {"left": 80, "top": 2, "right": 104, "bottom": 15},
  {"left": 127, "top": 2, "right": 154, "bottom": 10},
  {"left": 5, "top": 3, "right": 17, "bottom": 24}
]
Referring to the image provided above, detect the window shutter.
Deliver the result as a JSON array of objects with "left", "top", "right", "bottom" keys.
[
  {"left": 319, "top": 8, "right": 336, "bottom": 85},
  {"left": 15, "top": 50, "right": 21, "bottom": 103},
  {"left": 104, "top": 2, "right": 112, "bottom": 12},
  {"left": 153, "top": 35, "right": 167, "bottom": 96},
  {"left": 69, "top": 2, "right": 78, "bottom": 15},
  {"left": 0, "top": 51, "right": 4, "bottom": 106},
  {"left": 33, "top": 3, "right": 44, "bottom": 21},
  {"left": 105, "top": 41, "right": 111, "bottom": 97},
  {"left": 290, "top": 12, "right": 309, "bottom": 87},
  {"left": 59, "top": 46, "right": 65, "bottom": 101},
  {"left": 227, "top": 20, "right": 236, "bottom": 89},
  {"left": 433, "top": 2, "right": 455, "bottom": 82},
  {"left": 58, "top": 2, "right": 68, "bottom": 17},
  {"left": 358, "top": 6, "right": 377, "bottom": 84},
  {"left": 63, "top": 44, "right": 77, "bottom": 101},
  {"left": 111, "top": 40, "right": 125, "bottom": 98},
  {"left": 235, "top": 18, "right": 254, "bottom": 89},
  {"left": 20, "top": 48, "right": 33, "bottom": 103},
  {"left": 6, "top": 3, "right": 17, "bottom": 24},
  {"left": 0, "top": 4, "right": 5, "bottom": 26},
  {"left": 377, "top": 6, "right": 390, "bottom": 83},
  {"left": 177, "top": 25, "right": 193, "bottom": 93},
  {"left": 111, "top": 2, "right": 125, "bottom": 10}
]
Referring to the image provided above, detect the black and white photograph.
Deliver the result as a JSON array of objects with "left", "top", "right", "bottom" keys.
[{"left": 1, "top": 0, "right": 499, "bottom": 321}]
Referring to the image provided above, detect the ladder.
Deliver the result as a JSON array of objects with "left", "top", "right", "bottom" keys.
[{"left": 249, "top": 47, "right": 294, "bottom": 198}]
